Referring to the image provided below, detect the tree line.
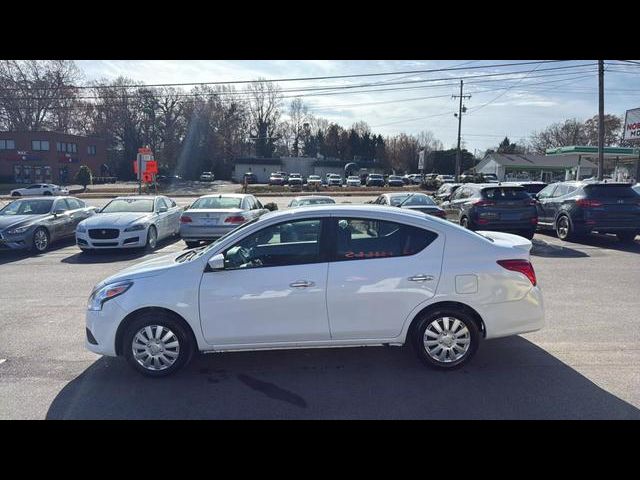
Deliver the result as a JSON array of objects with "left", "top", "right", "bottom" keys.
[{"left": 0, "top": 60, "right": 630, "bottom": 181}]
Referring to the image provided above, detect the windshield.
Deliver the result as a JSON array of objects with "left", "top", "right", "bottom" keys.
[
  {"left": 191, "top": 197, "right": 242, "bottom": 209},
  {"left": 585, "top": 185, "right": 638, "bottom": 198},
  {"left": 298, "top": 198, "right": 335, "bottom": 206},
  {"left": 482, "top": 187, "right": 529, "bottom": 200},
  {"left": 101, "top": 198, "right": 154, "bottom": 213},
  {"left": 391, "top": 194, "right": 436, "bottom": 206},
  {"left": 309, "top": 176, "right": 320, "bottom": 180},
  {"left": 369, "top": 175, "right": 382, "bottom": 179},
  {"left": 0, "top": 199, "right": 53, "bottom": 215}
]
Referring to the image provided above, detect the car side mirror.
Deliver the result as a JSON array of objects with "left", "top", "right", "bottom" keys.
[
  {"left": 158, "top": 206, "right": 168, "bottom": 213},
  {"left": 207, "top": 253, "right": 225, "bottom": 271},
  {"left": 53, "top": 209, "right": 66, "bottom": 216}
]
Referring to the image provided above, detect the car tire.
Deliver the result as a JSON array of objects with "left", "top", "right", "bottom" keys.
[
  {"left": 521, "top": 229, "right": 536, "bottom": 240},
  {"left": 411, "top": 308, "right": 480, "bottom": 370},
  {"left": 185, "top": 241, "right": 200, "bottom": 249},
  {"left": 122, "top": 311, "right": 195, "bottom": 377},
  {"left": 145, "top": 226, "right": 158, "bottom": 251},
  {"left": 32, "top": 227, "right": 50, "bottom": 253},
  {"left": 616, "top": 231, "right": 638, "bottom": 244},
  {"left": 460, "top": 216, "right": 475, "bottom": 231},
  {"left": 555, "top": 214, "right": 576, "bottom": 241}
]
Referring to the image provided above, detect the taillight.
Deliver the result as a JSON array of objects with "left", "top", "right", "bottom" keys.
[
  {"left": 576, "top": 199, "right": 603, "bottom": 208},
  {"left": 473, "top": 199, "right": 495, "bottom": 207},
  {"left": 497, "top": 259, "right": 537, "bottom": 286},
  {"left": 225, "top": 216, "right": 246, "bottom": 224},
  {"left": 180, "top": 216, "right": 192, "bottom": 223}
]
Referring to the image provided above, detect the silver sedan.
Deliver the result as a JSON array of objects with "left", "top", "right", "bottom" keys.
[{"left": 179, "top": 194, "right": 268, "bottom": 248}]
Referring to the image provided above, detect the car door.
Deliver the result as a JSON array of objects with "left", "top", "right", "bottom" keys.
[
  {"left": 163, "top": 196, "right": 181, "bottom": 236},
  {"left": 444, "top": 187, "right": 466, "bottom": 220},
  {"left": 50, "top": 198, "right": 73, "bottom": 239},
  {"left": 199, "top": 217, "right": 331, "bottom": 345},
  {"left": 535, "top": 184, "right": 560, "bottom": 224},
  {"left": 64, "top": 198, "right": 88, "bottom": 235},
  {"left": 326, "top": 216, "right": 444, "bottom": 339}
]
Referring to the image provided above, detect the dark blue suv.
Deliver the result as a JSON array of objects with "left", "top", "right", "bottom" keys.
[
  {"left": 441, "top": 183, "right": 538, "bottom": 239},
  {"left": 534, "top": 181, "right": 640, "bottom": 243}
]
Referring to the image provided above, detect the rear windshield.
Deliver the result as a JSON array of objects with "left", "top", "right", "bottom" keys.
[
  {"left": 520, "top": 184, "right": 547, "bottom": 194},
  {"left": 298, "top": 198, "right": 335, "bottom": 205},
  {"left": 191, "top": 197, "right": 242, "bottom": 209},
  {"left": 585, "top": 185, "right": 638, "bottom": 198},
  {"left": 390, "top": 194, "right": 436, "bottom": 206},
  {"left": 482, "top": 187, "right": 529, "bottom": 200}
]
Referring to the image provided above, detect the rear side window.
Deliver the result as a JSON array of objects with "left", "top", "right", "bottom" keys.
[
  {"left": 585, "top": 185, "right": 638, "bottom": 198},
  {"left": 482, "top": 187, "right": 529, "bottom": 200},
  {"left": 335, "top": 218, "right": 438, "bottom": 260}
]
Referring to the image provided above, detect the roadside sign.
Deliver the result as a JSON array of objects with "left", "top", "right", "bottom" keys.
[
  {"left": 145, "top": 160, "right": 158, "bottom": 174},
  {"left": 623, "top": 107, "right": 640, "bottom": 142}
]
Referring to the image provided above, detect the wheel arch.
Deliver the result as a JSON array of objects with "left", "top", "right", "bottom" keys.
[
  {"left": 114, "top": 306, "right": 198, "bottom": 356},
  {"left": 405, "top": 300, "right": 486, "bottom": 342}
]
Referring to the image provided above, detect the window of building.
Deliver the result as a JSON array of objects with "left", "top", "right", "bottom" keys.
[
  {"left": 0, "top": 139, "right": 16, "bottom": 150},
  {"left": 57, "top": 142, "right": 78, "bottom": 153},
  {"left": 87, "top": 145, "right": 97, "bottom": 155},
  {"left": 32, "top": 140, "right": 49, "bottom": 151}
]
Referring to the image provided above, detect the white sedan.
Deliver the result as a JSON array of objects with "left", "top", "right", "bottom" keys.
[
  {"left": 85, "top": 204, "right": 544, "bottom": 377},
  {"left": 11, "top": 184, "right": 69, "bottom": 197},
  {"left": 76, "top": 195, "right": 181, "bottom": 251}
]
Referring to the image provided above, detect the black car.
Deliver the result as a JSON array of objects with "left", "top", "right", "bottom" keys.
[
  {"left": 156, "top": 175, "right": 182, "bottom": 185},
  {"left": 373, "top": 193, "right": 447, "bottom": 219},
  {"left": 434, "top": 183, "right": 462, "bottom": 204},
  {"left": 441, "top": 184, "right": 538, "bottom": 239},
  {"left": 534, "top": 181, "right": 640, "bottom": 242},
  {"left": 242, "top": 172, "right": 258, "bottom": 184}
]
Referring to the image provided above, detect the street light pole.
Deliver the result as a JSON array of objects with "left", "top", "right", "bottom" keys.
[
  {"left": 453, "top": 80, "right": 471, "bottom": 182},
  {"left": 598, "top": 60, "right": 605, "bottom": 181}
]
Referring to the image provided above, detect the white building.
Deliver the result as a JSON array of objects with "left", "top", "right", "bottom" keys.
[{"left": 475, "top": 153, "right": 596, "bottom": 183}]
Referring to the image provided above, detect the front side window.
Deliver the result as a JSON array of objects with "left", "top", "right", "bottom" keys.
[
  {"left": 223, "top": 219, "right": 322, "bottom": 270},
  {"left": 1, "top": 199, "right": 53, "bottom": 215},
  {"left": 335, "top": 218, "right": 438, "bottom": 260},
  {"left": 537, "top": 184, "right": 557, "bottom": 199},
  {"left": 156, "top": 198, "right": 169, "bottom": 211}
]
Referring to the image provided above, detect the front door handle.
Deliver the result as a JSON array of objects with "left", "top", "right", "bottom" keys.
[
  {"left": 290, "top": 280, "right": 315, "bottom": 288},
  {"left": 408, "top": 274, "right": 434, "bottom": 282}
]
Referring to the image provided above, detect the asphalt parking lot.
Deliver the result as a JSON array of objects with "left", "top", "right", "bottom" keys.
[{"left": 1, "top": 195, "right": 639, "bottom": 419}]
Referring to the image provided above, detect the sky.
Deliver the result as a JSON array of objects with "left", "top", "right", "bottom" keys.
[{"left": 76, "top": 60, "right": 640, "bottom": 154}]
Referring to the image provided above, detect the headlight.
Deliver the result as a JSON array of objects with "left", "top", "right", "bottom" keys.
[
  {"left": 76, "top": 224, "right": 86, "bottom": 233},
  {"left": 87, "top": 280, "right": 133, "bottom": 311},
  {"left": 7, "top": 225, "right": 30, "bottom": 235},
  {"left": 124, "top": 223, "right": 148, "bottom": 232}
]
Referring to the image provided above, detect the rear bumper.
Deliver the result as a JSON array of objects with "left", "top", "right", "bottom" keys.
[
  {"left": 180, "top": 223, "right": 236, "bottom": 240},
  {"left": 478, "top": 286, "right": 545, "bottom": 340}
]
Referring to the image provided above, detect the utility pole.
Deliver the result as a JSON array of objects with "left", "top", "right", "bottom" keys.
[
  {"left": 597, "top": 60, "right": 605, "bottom": 181},
  {"left": 453, "top": 80, "right": 471, "bottom": 182}
]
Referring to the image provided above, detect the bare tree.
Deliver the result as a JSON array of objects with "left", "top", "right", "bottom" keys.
[
  {"left": 246, "top": 79, "right": 282, "bottom": 157},
  {"left": 288, "top": 98, "right": 310, "bottom": 156},
  {"left": 529, "top": 118, "right": 588, "bottom": 153},
  {"left": 0, "top": 60, "right": 82, "bottom": 132}
]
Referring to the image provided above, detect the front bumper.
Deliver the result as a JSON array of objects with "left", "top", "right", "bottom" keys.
[
  {"left": 76, "top": 229, "right": 146, "bottom": 249},
  {"left": 85, "top": 298, "right": 129, "bottom": 356},
  {"left": 478, "top": 286, "right": 545, "bottom": 340},
  {"left": 0, "top": 230, "right": 33, "bottom": 250}
]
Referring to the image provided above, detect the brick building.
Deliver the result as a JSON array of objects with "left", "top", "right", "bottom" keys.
[{"left": 0, "top": 131, "right": 107, "bottom": 185}]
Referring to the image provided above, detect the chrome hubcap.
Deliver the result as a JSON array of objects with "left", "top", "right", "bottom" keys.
[
  {"left": 148, "top": 228, "right": 157, "bottom": 248},
  {"left": 423, "top": 317, "right": 471, "bottom": 363},
  {"left": 557, "top": 218, "right": 569, "bottom": 238},
  {"left": 132, "top": 325, "right": 180, "bottom": 371},
  {"left": 34, "top": 230, "right": 48, "bottom": 251}
]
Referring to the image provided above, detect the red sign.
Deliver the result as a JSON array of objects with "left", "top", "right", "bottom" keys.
[
  {"left": 145, "top": 160, "right": 158, "bottom": 174},
  {"left": 142, "top": 172, "right": 154, "bottom": 183}
]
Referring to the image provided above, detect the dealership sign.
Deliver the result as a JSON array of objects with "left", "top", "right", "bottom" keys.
[{"left": 623, "top": 107, "right": 640, "bottom": 142}]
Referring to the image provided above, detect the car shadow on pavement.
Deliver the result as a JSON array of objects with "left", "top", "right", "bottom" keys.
[
  {"left": 536, "top": 231, "right": 640, "bottom": 254},
  {"left": 0, "top": 237, "right": 77, "bottom": 265},
  {"left": 46, "top": 336, "right": 640, "bottom": 419},
  {"left": 60, "top": 236, "right": 186, "bottom": 264},
  {"left": 530, "top": 239, "right": 590, "bottom": 258}
]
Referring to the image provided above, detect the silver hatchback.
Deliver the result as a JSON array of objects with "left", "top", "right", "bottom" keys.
[{"left": 179, "top": 194, "right": 268, "bottom": 248}]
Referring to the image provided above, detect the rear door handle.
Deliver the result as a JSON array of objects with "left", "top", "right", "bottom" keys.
[
  {"left": 408, "top": 275, "right": 434, "bottom": 282},
  {"left": 290, "top": 280, "right": 315, "bottom": 288}
]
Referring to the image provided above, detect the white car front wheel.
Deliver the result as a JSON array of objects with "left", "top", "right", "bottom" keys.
[{"left": 146, "top": 226, "right": 158, "bottom": 251}]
